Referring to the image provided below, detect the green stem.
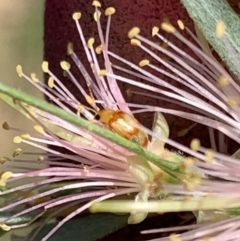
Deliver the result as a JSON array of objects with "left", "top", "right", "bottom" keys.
[
  {"left": 0, "top": 82, "right": 180, "bottom": 175},
  {"left": 181, "top": 0, "right": 240, "bottom": 77}
]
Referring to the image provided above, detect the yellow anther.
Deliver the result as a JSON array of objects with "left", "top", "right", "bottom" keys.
[
  {"left": 161, "top": 22, "right": 176, "bottom": 33},
  {"left": 16, "top": 65, "right": 23, "bottom": 77},
  {"left": 60, "top": 61, "right": 71, "bottom": 71},
  {"left": 38, "top": 156, "right": 45, "bottom": 161},
  {"left": 67, "top": 43, "right": 73, "bottom": 55},
  {"left": 205, "top": 149, "right": 214, "bottom": 163},
  {"left": 21, "top": 134, "right": 31, "bottom": 140},
  {"left": 31, "top": 73, "right": 39, "bottom": 82},
  {"left": 2, "top": 122, "right": 10, "bottom": 130},
  {"left": 139, "top": 59, "right": 149, "bottom": 67},
  {"left": 92, "top": 0, "right": 101, "bottom": 7},
  {"left": 128, "top": 27, "right": 140, "bottom": 39},
  {"left": 217, "top": 75, "right": 229, "bottom": 88},
  {"left": 105, "top": 7, "right": 115, "bottom": 16},
  {"left": 177, "top": 20, "right": 184, "bottom": 30},
  {"left": 95, "top": 44, "right": 103, "bottom": 54},
  {"left": 126, "top": 88, "right": 133, "bottom": 97},
  {"left": 72, "top": 12, "right": 81, "bottom": 20},
  {"left": 87, "top": 38, "right": 95, "bottom": 48},
  {"left": 0, "top": 171, "right": 12, "bottom": 187},
  {"left": 12, "top": 148, "right": 22, "bottom": 157},
  {"left": 190, "top": 138, "right": 200, "bottom": 151},
  {"left": 48, "top": 77, "right": 54, "bottom": 88},
  {"left": 152, "top": 26, "right": 159, "bottom": 36},
  {"left": 99, "top": 69, "right": 107, "bottom": 76},
  {"left": 0, "top": 157, "right": 10, "bottom": 164},
  {"left": 13, "top": 136, "right": 22, "bottom": 144},
  {"left": 130, "top": 39, "right": 141, "bottom": 46},
  {"left": 93, "top": 10, "right": 101, "bottom": 21},
  {"left": 85, "top": 95, "right": 95, "bottom": 106},
  {"left": 77, "top": 104, "right": 85, "bottom": 114},
  {"left": 182, "top": 157, "right": 194, "bottom": 168},
  {"left": 34, "top": 125, "right": 45, "bottom": 134},
  {"left": 42, "top": 61, "right": 49, "bottom": 73},
  {"left": 226, "top": 97, "right": 239, "bottom": 108},
  {"left": 0, "top": 223, "right": 11, "bottom": 231}
]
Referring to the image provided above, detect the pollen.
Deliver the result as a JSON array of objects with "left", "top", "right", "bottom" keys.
[
  {"left": 126, "top": 88, "right": 133, "bottom": 97},
  {"left": 34, "top": 125, "right": 45, "bottom": 134},
  {"left": 226, "top": 97, "right": 239, "bottom": 107},
  {"left": 169, "top": 234, "right": 182, "bottom": 241},
  {"left": 190, "top": 138, "right": 200, "bottom": 151},
  {"left": 72, "top": 12, "right": 81, "bottom": 20},
  {"left": 31, "top": 73, "right": 39, "bottom": 82},
  {"left": 87, "top": 38, "right": 95, "bottom": 48},
  {"left": 161, "top": 22, "right": 176, "bottom": 33},
  {"left": 0, "top": 223, "right": 11, "bottom": 231},
  {"left": 177, "top": 20, "right": 185, "bottom": 30},
  {"left": 85, "top": 94, "right": 95, "bottom": 107},
  {"left": 92, "top": 0, "right": 101, "bottom": 7},
  {"left": 139, "top": 59, "right": 150, "bottom": 67},
  {"left": 60, "top": 61, "right": 71, "bottom": 71},
  {"left": 77, "top": 103, "right": 85, "bottom": 114},
  {"left": 21, "top": 134, "right": 31, "bottom": 140},
  {"left": 152, "top": 26, "right": 159, "bottom": 37},
  {"left": 12, "top": 148, "right": 22, "bottom": 157},
  {"left": 16, "top": 65, "right": 23, "bottom": 77},
  {"left": 93, "top": 10, "right": 101, "bottom": 21},
  {"left": 38, "top": 156, "right": 45, "bottom": 161},
  {"left": 184, "top": 182, "right": 195, "bottom": 191},
  {"left": 0, "top": 171, "right": 13, "bottom": 187},
  {"left": 0, "top": 157, "right": 10, "bottom": 164},
  {"left": 182, "top": 157, "right": 194, "bottom": 169},
  {"left": 216, "top": 20, "right": 226, "bottom": 38},
  {"left": 130, "top": 39, "right": 141, "bottom": 46},
  {"left": 95, "top": 44, "right": 103, "bottom": 54},
  {"left": 13, "top": 136, "right": 22, "bottom": 143},
  {"left": 42, "top": 61, "right": 49, "bottom": 73},
  {"left": 99, "top": 69, "right": 107, "bottom": 76},
  {"left": 217, "top": 75, "right": 229, "bottom": 88},
  {"left": 67, "top": 42, "right": 73, "bottom": 55},
  {"left": 2, "top": 121, "right": 10, "bottom": 130},
  {"left": 48, "top": 77, "right": 54, "bottom": 88},
  {"left": 105, "top": 7, "right": 115, "bottom": 16},
  {"left": 128, "top": 27, "right": 140, "bottom": 39},
  {"left": 205, "top": 149, "right": 214, "bottom": 163}
]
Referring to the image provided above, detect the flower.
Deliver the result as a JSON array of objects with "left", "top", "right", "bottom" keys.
[{"left": 0, "top": 2, "right": 188, "bottom": 240}]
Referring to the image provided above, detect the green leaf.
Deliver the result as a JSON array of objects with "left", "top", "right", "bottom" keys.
[
  {"left": 181, "top": 0, "right": 240, "bottom": 77},
  {"left": 0, "top": 211, "right": 39, "bottom": 226},
  {"left": 11, "top": 214, "right": 128, "bottom": 241}
]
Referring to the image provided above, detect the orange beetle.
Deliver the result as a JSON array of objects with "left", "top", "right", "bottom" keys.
[{"left": 97, "top": 109, "right": 149, "bottom": 148}]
